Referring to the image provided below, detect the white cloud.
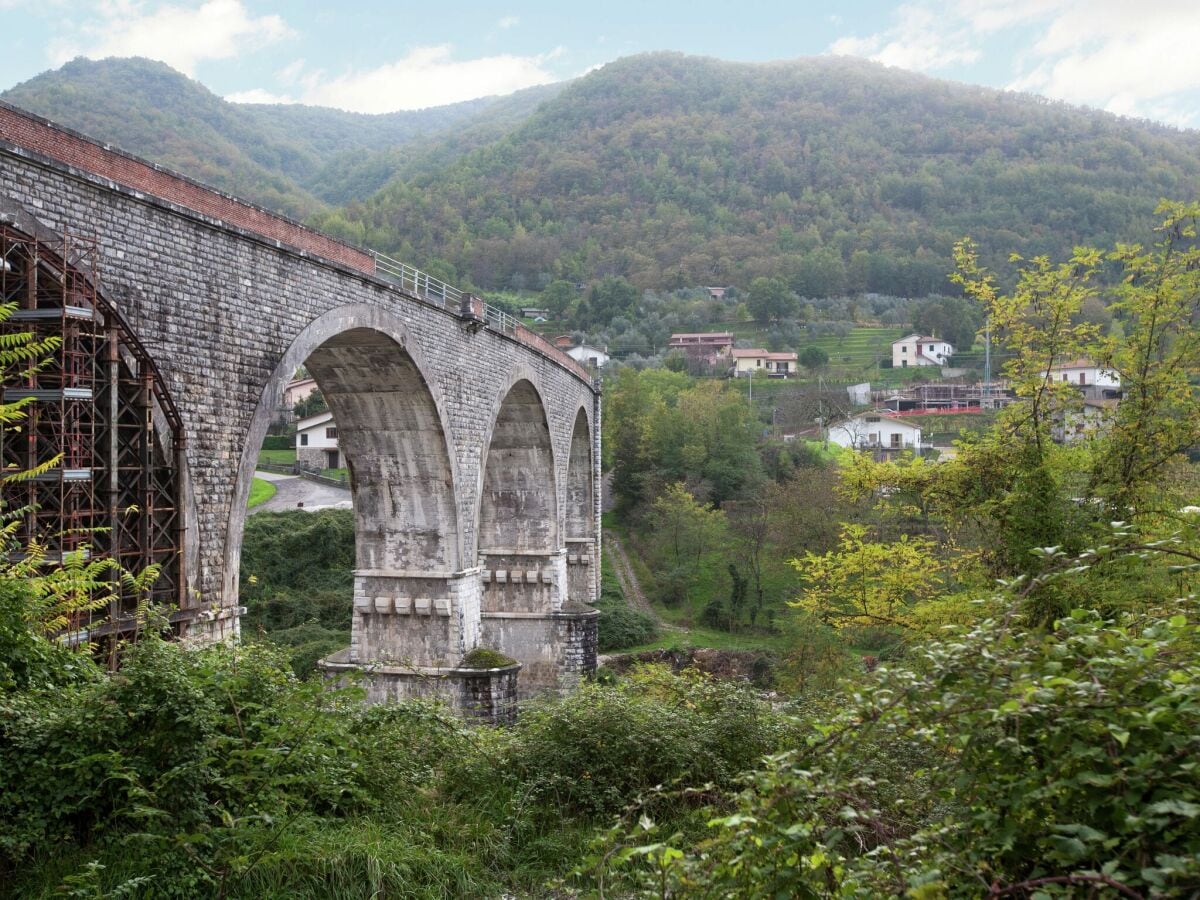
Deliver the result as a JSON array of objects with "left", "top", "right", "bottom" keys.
[
  {"left": 1006, "top": 1, "right": 1200, "bottom": 125},
  {"left": 276, "top": 58, "right": 305, "bottom": 86},
  {"left": 49, "top": 0, "right": 292, "bottom": 75},
  {"left": 290, "top": 45, "right": 561, "bottom": 113},
  {"left": 828, "top": 0, "right": 1200, "bottom": 126},
  {"left": 498, "top": 15, "right": 519, "bottom": 29},
  {"left": 828, "top": 3, "right": 980, "bottom": 72},
  {"left": 225, "top": 87, "right": 296, "bottom": 105}
]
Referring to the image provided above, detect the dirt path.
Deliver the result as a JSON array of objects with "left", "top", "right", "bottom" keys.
[{"left": 604, "top": 528, "right": 659, "bottom": 621}]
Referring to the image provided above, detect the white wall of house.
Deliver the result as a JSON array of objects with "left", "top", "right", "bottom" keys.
[
  {"left": 828, "top": 414, "right": 923, "bottom": 451},
  {"left": 566, "top": 344, "right": 610, "bottom": 368},
  {"left": 296, "top": 411, "right": 339, "bottom": 450},
  {"left": 1048, "top": 363, "right": 1120, "bottom": 387},
  {"left": 892, "top": 335, "right": 954, "bottom": 368},
  {"left": 731, "top": 351, "right": 797, "bottom": 376},
  {"left": 296, "top": 411, "right": 341, "bottom": 469}
]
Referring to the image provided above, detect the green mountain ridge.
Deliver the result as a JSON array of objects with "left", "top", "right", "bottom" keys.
[
  {"left": 6, "top": 53, "right": 1200, "bottom": 297},
  {"left": 1, "top": 57, "right": 561, "bottom": 217},
  {"left": 320, "top": 52, "right": 1200, "bottom": 293}
]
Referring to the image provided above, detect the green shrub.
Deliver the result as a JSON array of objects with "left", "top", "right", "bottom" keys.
[
  {"left": 595, "top": 566, "right": 658, "bottom": 650},
  {"left": 0, "top": 637, "right": 469, "bottom": 895},
  {"left": 595, "top": 593, "right": 658, "bottom": 650},
  {"left": 240, "top": 509, "right": 355, "bottom": 635},
  {"left": 261, "top": 434, "right": 293, "bottom": 451},
  {"left": 446, "top": 666, "right": 789, "bottom": 818},
  {"left": 589, "top": 610, "right": 1200, "bottom": 897},
  {"left": 0, "top": 579, "right": 98, "bottom": 692}
]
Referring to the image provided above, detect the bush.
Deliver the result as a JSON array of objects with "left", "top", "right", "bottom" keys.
[
  {"left": 0, "top": 636, "right": 471, "bottom": 896},
  {"left": 591, "top": 610, "right": 1200, "bottom": 896},
  {"left": 595, "top": 564, "right": 658, "bottom": 650},
  {"left": 445, "top": 667, "right": 790, "bottom": 818},
  {"left": 261, "top": 434, "right": 293, "bottom": 451},
  {"left": 240, "top": 509, "right": 355, "bottom": 634},
  {"left": 595, "top": 591, "right": 658, "bottom": 650}
]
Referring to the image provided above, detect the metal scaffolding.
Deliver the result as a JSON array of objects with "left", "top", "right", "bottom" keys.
[{"left": 0, "top": 224, "right": 184, "bottom": 644}]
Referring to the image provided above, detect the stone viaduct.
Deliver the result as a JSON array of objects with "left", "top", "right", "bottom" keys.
[{"left": 0, "top": 102, "right": 601, "bottom": 719}]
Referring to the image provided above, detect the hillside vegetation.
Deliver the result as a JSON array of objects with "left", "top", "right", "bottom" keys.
[
  {"left": 1, "top": 57, "right": 559, "bottom": 217},
  {"left": 6, "top": 54, "right": 1200, "bottom": 299},
  {"left": 318, "top": 52, "right": 1200, "bottom": 293}
]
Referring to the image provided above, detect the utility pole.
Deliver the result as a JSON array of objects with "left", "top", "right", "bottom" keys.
[{"left": 983, "top": 317, "right": 991, "bottom": 407}]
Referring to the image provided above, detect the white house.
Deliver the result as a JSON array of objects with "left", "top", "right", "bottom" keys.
[
  {"left": 892, "top": 334, "right": 954, "bottom": 368},
  {"left": 1047, "top": 359, "right": 1120, "bottom": 389},
  {"left": 296, "top": 410, "right": 340, "bottom": 470},
  {"left": 566, "top": 343, "right": 610, "bottom": 368},
  {"left": 730, "top": 348, "right": 798, "bottom": 377},
  {"left": 827, "top": 412, "right": 924, "bottom": 454}
]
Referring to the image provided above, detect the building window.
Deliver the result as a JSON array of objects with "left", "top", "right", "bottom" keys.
[
  {"left": 300, "top": 433, "right": 308, "bottom": 446},
  {"left": 901, "top": 346, "right": 907, "bottom": 353},
  {"left": 890, "top": 433, "right": 902, "bottom": 448},
  {"left": 326, "top": 426, "right": 338, "bottom": 439},
  {"left": 1079, "top": 373, "right": 1086, "bottom": 385}
]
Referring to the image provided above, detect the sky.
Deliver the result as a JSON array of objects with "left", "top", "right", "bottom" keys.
[{"left": 1, "top": 0, "right": 1198, "bottom": 128}]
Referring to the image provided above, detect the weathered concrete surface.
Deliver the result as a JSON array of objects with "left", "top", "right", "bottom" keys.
[{"left": 0, "top": 102, "right": 601, "bottom": 705}]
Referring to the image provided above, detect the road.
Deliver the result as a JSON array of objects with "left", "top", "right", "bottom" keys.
[{"left": 251, "top": 470, "right": 352, "bottom": 515}]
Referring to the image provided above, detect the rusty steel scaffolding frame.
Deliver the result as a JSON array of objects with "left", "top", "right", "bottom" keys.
[{"left": 0, "top": 224, "right": 185, "bottom": 643}]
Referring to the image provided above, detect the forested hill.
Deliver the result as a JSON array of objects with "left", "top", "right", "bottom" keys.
[
  {"left": 320, "top": 52, "right": 1200, "bottom": 294},
  {"left": 1, "top": 57, "right": 561, "bottom": 217},
  {"left": 6, "top": 54, "right": 1200, "bottom": 297}
]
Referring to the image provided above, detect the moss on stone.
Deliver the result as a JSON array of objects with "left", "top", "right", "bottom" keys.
[{"left": 461, "top": 648, "right": 517, "bottom": 669}]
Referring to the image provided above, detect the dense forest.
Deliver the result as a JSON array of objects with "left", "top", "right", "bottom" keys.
[{"left": 6, "top": 54, "right": 1200, "bottom": 299}]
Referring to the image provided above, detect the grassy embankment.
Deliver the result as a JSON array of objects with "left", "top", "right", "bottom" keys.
[
  {"left": 247, "top": 477, "right": 276, "bottom": 508},
  {"left": 258, "top": 448, "right": 296, "bottom": 466}
]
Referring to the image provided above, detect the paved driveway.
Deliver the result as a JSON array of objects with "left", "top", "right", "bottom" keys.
[{"left": 251, "top": 470, "right": 352, "bottom": 515}]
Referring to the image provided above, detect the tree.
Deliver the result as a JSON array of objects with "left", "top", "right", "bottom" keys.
[
  {"left": 294, "top": 389, "right": 328, "bottom": 420},
  {"left": 790, "top": 523, "right": 943, "bottom": 631},
  {"left": 798, "top": 346, "right": 829, "bottom": 372},
  {"left": 910, "top": 294, "right": 983, "bottom": 350},
  {"left": 541, "top": 279, "right": 577, "bottom": 320},
  {"left": 647, "top": 483, "right": 730, "bottom": 608},
  {"left": 747, "top": 276, "right": 795, "bottom": 323},
  {"left": 648, "top": 483, "right": 728, "bottom": 569},
  {"left": 585, "top": 276, "right": 638, "bottom": 327},
  {"left": 952, "top": 238, "right": 1102, "bottom": 459},
  {"left": 1091, "top": 201, "right": 1200, "bottom": 512},
  {"left": 790, "top": 247, "right": 846, "bottom": 299}
]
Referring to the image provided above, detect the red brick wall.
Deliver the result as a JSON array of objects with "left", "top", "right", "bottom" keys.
[{"left": 0, "top": 102, "right": 373, "bottom": 273}]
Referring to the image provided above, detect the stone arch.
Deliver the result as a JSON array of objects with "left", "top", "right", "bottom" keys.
[
  {"left": 477, "top": 377, "right": 558, "bottom": 555},
  {"left": 565, "top": 405, "right": 594, "bottom": 541},
  {"left": 564, "top": 404, "right": 597, "bottom": 605},
  {"left": 226, "top": 304, "right": 462, "bottom": 605}
]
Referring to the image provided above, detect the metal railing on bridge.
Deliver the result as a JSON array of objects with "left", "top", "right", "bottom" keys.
[{"left": 369, "top": 250, "right": 594, "bottom": 384}]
